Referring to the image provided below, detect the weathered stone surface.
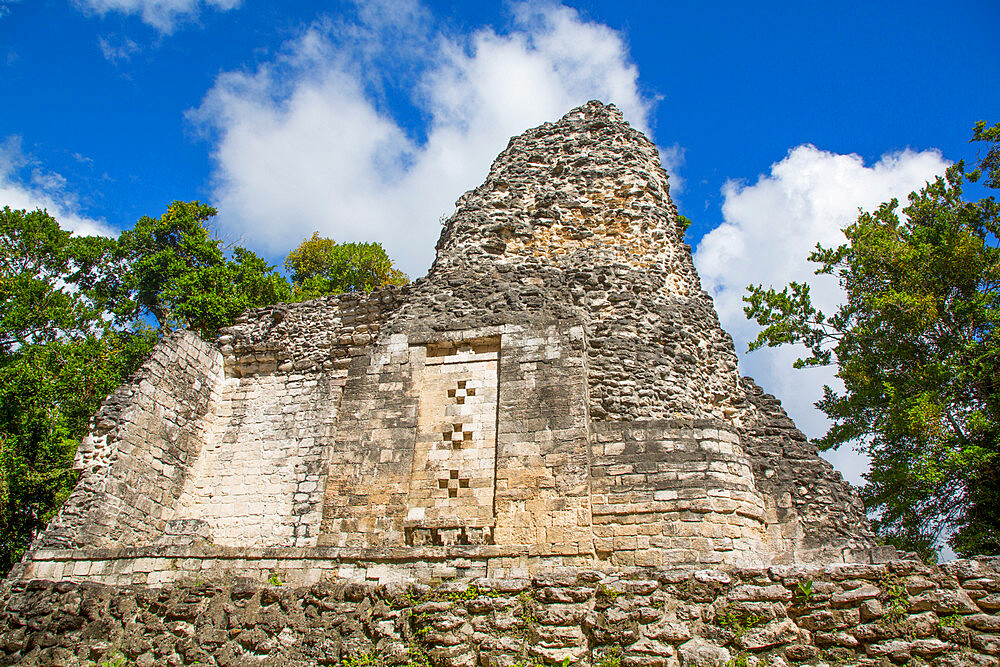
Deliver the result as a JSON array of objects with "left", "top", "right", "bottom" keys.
[
  {"left": 910, "top": 588, "right": 979, "bottom": 614},
  {"left": 973, "top": 634, "right": 1000, "bottom": 656},
  {"left": 12, "top": 101, "right": 884, "bottom": 590},
  {"left": 737, "top": 618, "right": 800, "bottom": 649},
  {"left": 968, "top": 614, "right": 1000, "bottom": 632},
  {"left": 831, "top": 585, "right": 880, "bottom": 607},
  {"left": 3, "top": 101, "right": 999, "bottom": 665},
  {"left": 679, "top": 638, "right": 731, "bottom": 667},
  {"left": 0, "top": 563, "right": 996, "bottom": 667}
]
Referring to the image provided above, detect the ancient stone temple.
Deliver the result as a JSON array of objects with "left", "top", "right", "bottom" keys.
[
  {"left": 4, "top": 102, "right": 999, "bottom": 667},
  {"left": 20, "top": 101, "right": 876, "bottom": 586}
]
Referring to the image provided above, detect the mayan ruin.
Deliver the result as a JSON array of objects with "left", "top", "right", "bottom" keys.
[{"left": 2, "top": 102, "right": 998, "bottom": 667}]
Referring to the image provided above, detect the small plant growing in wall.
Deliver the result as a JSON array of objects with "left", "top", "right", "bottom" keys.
[
  {"left": 338, "top": 651, "right": 380, "bottom": 667},
  {"left": 716, "top": 605, "right": 764, "bottom": 642},
  {"left": 593, "top": 645, "right": 622, "bottom": 667},
  {"left": 878, "top": 574, "right": 911, "bottom": 626},
  {"left": 98, "top": 652, "right": 128, "bottom": 667},
  {"left": 517, "top": 591, "right": 538, "bottom": 635},
  {"left": 267, "top": 571, "right": 283, "bottom": 587},
  {"left": 446, "top": 584, "right": 480, "bottom": 601},
  {"left": 595, "top": 583, "right": 621, "bottom": 600},
  {"left": 404, "top": 644, "right": 433, "bottom": 667},
  {"left": 938, "top": 607, "right": 965, "bottom": 629},
  {"left": 794, "top": 580, "right": 814, "bottom": 603},
  {"left": 726, "top": 654, "right": 772, "bottom": 667},
  {"left": 724, "top": 654, "right": 750, "bottom": 667},
  {"left": 936, "top": 606, "right": 971, "bottom": 645}
]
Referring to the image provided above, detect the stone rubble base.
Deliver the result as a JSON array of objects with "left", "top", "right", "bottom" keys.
[{"left": 2, "top": 558, "right": 999, "bottom": 667}]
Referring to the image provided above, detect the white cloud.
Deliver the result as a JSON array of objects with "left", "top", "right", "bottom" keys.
[
  {"left": 694, "top": 145, "right": 951, "bottom": 485},
  {"left": 98, "top": 35, "right": 140, "bottom": 63},
  {"left": 75, "top": 0, "right": 241, "bottom": 33},
  {"left": 0, "top": 137, "right": 115, "bottom": 237},
  {"left": 190, "top": 2, "right": 662, "bottom": 277}
]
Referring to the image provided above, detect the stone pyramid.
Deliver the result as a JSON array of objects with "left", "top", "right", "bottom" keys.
[{"left": 22, "top": 101, "right": 881, "bottom": 587}]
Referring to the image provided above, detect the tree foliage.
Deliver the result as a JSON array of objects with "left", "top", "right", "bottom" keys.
[
  {"left": 116, "top": 201, "right": 291, "bottom": 337},
  {"left": 0, "top": 207, "right": 159, "bottom": 569},
  {"left": 0, "top": 331, "right": 156, "bottom": 569},
  {"left": 0, "top": 207, "right": 100, "bottom": 354},
  {"left": 744, "top": 122, "right": 1000, "bottom": 559},
  {"left": 285, "top": 232, "right": 408, "bottom": 301}
]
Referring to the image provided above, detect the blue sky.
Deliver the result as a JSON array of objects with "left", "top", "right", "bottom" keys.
[{"left": 2, "top": 0, "right": 999, "bottom": 491}]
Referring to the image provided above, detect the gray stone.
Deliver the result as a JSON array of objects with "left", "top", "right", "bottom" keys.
[{"left": 679, "top": 638, "right": 731, "bottom": 667}]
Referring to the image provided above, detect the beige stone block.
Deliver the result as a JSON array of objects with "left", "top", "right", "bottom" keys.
[
  {"left": 31, "top": 562, "right": 55, "bottom": 580},
  {"left": 613, "top": 536, "right": 638, "bottom": 550},
  {"left": 72, "top": 560, "right": 92, "bottom": 577}
]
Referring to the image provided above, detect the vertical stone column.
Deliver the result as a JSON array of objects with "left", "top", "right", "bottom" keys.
[
  {"left": 405, "top": 339, "right": 500, "bottom": 546},
  {"left": 492, "top": 322, "right": 594, "bottom": 557},
  {"left": 319, "top": 333, "right": 420, "bottom": 548}
]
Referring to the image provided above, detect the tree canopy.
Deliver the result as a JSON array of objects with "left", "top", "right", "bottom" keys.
[
  {"left": 285, "top": 232, "right": 408, "bottom": 301},
  {"left": 744, "top": 122, "right": 1000, "bottom": 560},
  {"left": 114, "top": 201, "right": 292, "bottom": 337},
  {"left": 0, "top": 207, "right": 159, "bottom": 569}
]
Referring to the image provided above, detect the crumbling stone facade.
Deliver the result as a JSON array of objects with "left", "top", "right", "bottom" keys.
[
  {"left": 8, "top": 101, "right": 995, "bottom": 666},
  {"left": 17, "top": 101, "right": 879, "bottom": 585}
]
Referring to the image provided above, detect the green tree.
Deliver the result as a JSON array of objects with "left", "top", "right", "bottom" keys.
[
  {"left": 0, "top": 207, "right": 158, "bottom": 570},
  {"left": 117, "top": 201, "right": 291, "bottom": 337},
  {"left": 743, "top": 123, "right": 1000, "bottom": 559},
  {"left": 284, "top": 232, "right": 407, "bottom": 300},
  {"left": 0, "top": 331, "right": 155, "bottom": 569},
  {"left": 0, "top": 207, "right": 100, "bottom": 353}
]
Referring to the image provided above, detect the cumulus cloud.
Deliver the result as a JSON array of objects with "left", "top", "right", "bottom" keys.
[
  {"left": 75, "top": 0, "right": 241, "bottom": 33},
  {"left": 694, "top": 145, "right": 951, "bottom": 485},
  {"left": 0, "top": 137, "right": 115, "bottom": 237},
  {"left": 190, "top": 2, "right": 666, "bottom": 276}
]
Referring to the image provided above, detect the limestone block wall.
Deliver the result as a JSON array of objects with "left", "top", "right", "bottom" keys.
[
  {"left": 20, "top": 305, "right": 875, "bottom": 576},
  {"left": 591, "top": 421, "right": 768, "bottom": 568},
  {"left": 161, "top": 288, "right": 408, "bottom": 550},
  {"left": 319, "top": 320, "right": 594, "bottom": 554},
  {"left": 491, "top": 322, "right": 592, "bottom": 552},
  {"left": 219, "top": 288, "right": 408, "bottom": 378},
  {"left": 407, "top": 338, "right": 501, "bottom": 536},
  {"left": 30, "top": 286, "right": 411, "bottom": 557},
  {"left": 319, "top": 329, "right": 422, "bottom": 548},
  {"left": 36, "top": 331, "right": 224, "bottom": 551},
  {"left": 169, "top": 372, "right": 341, "bottom": 548},
  {"left": 4, "top": 558, "right": 999, "bottom": 667}
]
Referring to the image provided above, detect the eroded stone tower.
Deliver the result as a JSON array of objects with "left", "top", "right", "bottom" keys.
[{"left": 20, "top": 101, "right": 879, "bottom": 587}]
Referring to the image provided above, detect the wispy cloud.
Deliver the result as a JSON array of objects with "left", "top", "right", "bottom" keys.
[
  {"left": 0, "top": 0, "right": 19, "bottom": 19},
  {"left": 189, "top": 1, "right": 672, "bottom": 276},
  {"left": 693, "top": 144, "right": 950, "bottom": 485},
  {"left": 74, "top": 0, "right": 242, "bottom": 33},
  {"left": 98, "top": 35, "right": 140, "bottom": 63},
  {"left": 0, "top": 137, "right": 115, "bottom": 237}
]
